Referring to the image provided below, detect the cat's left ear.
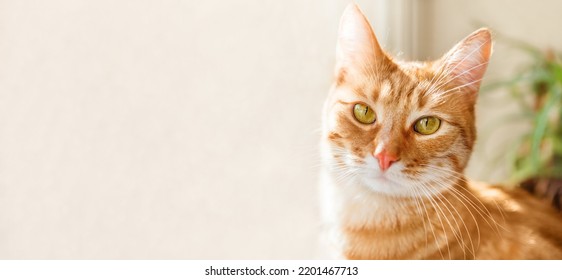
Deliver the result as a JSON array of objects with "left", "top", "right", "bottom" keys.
[{"left": 437, "top": 28, "right": 492, "bottom": 97}]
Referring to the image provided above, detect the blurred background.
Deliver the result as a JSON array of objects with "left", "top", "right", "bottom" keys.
[{"left": 0, "top": 0, "right": 561, "bottom": 259}]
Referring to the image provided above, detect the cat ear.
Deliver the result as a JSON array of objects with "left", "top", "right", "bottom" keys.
[
  {"left": 335, "top": 3, "right": 386, "bottom": 80},
  {"left": 437, "top": 29, "right": 492, "bottom": 95}
]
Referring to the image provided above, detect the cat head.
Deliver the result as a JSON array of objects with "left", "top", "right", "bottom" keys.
[{"left": 321, "top": 4, "right": 492, "bottom": 197}]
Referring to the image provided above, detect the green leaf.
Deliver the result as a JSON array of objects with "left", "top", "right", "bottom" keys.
[{"left": 530, "top": 86, "right": 562, "bottom": 167}]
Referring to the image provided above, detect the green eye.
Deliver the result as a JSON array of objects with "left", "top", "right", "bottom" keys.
[
  {"left": 414, "top": 116, "right": 441, "bottom": 135},
  {"left": 353, "top": 103, "right": 376, "bottom": 124}
]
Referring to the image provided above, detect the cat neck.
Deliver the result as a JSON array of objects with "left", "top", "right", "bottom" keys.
[
  {"left": 322, "top": 170, "right": 493, "bottom": 259},
  {"left": 324, "top": 171, "right": 474, "bottom": 227}
]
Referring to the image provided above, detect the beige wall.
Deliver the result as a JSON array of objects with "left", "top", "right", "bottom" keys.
[
  {"left": 0, "top": 0, "right": 560, "bottom": 259},
  {"left": 0, "top": 0, "right": 350, "bottom": 259}
]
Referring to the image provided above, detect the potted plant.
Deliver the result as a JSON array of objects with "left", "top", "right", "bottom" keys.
[{"left": 483, "top": 39, "right": 562, "bottom": 210}]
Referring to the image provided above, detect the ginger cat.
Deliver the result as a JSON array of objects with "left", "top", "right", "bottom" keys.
[{"left": 320, "top": 3, "right": 562, "bottom": 259}]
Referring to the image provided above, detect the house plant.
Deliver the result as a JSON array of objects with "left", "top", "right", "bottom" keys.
[{"left": 482, "top": 38, "right": 562, "bottom": 209}]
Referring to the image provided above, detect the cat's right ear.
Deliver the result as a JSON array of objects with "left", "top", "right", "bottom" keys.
[{"left": 335, "top": 3, "right": 386, "bottom": 82}]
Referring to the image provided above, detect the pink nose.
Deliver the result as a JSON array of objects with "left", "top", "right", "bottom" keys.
[{"left": 374, "top": 150, "right": 399, "bottom": 171}]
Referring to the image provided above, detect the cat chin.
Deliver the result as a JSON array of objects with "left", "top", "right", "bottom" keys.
[
  {"left": 360, "top": 173, "right": 449, "bottom": 198},
  {"left": 360, "top": 175, "right": 415, "bottom": 197}
]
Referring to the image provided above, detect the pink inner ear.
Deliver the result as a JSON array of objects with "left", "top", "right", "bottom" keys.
[{"left": 438, "top": 29, "right": 492, "bottom": 93}]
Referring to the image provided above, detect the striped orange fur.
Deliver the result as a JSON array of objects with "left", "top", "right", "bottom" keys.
[{"left": 320, "top": 3, "right": 562, "bottom": 259}]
